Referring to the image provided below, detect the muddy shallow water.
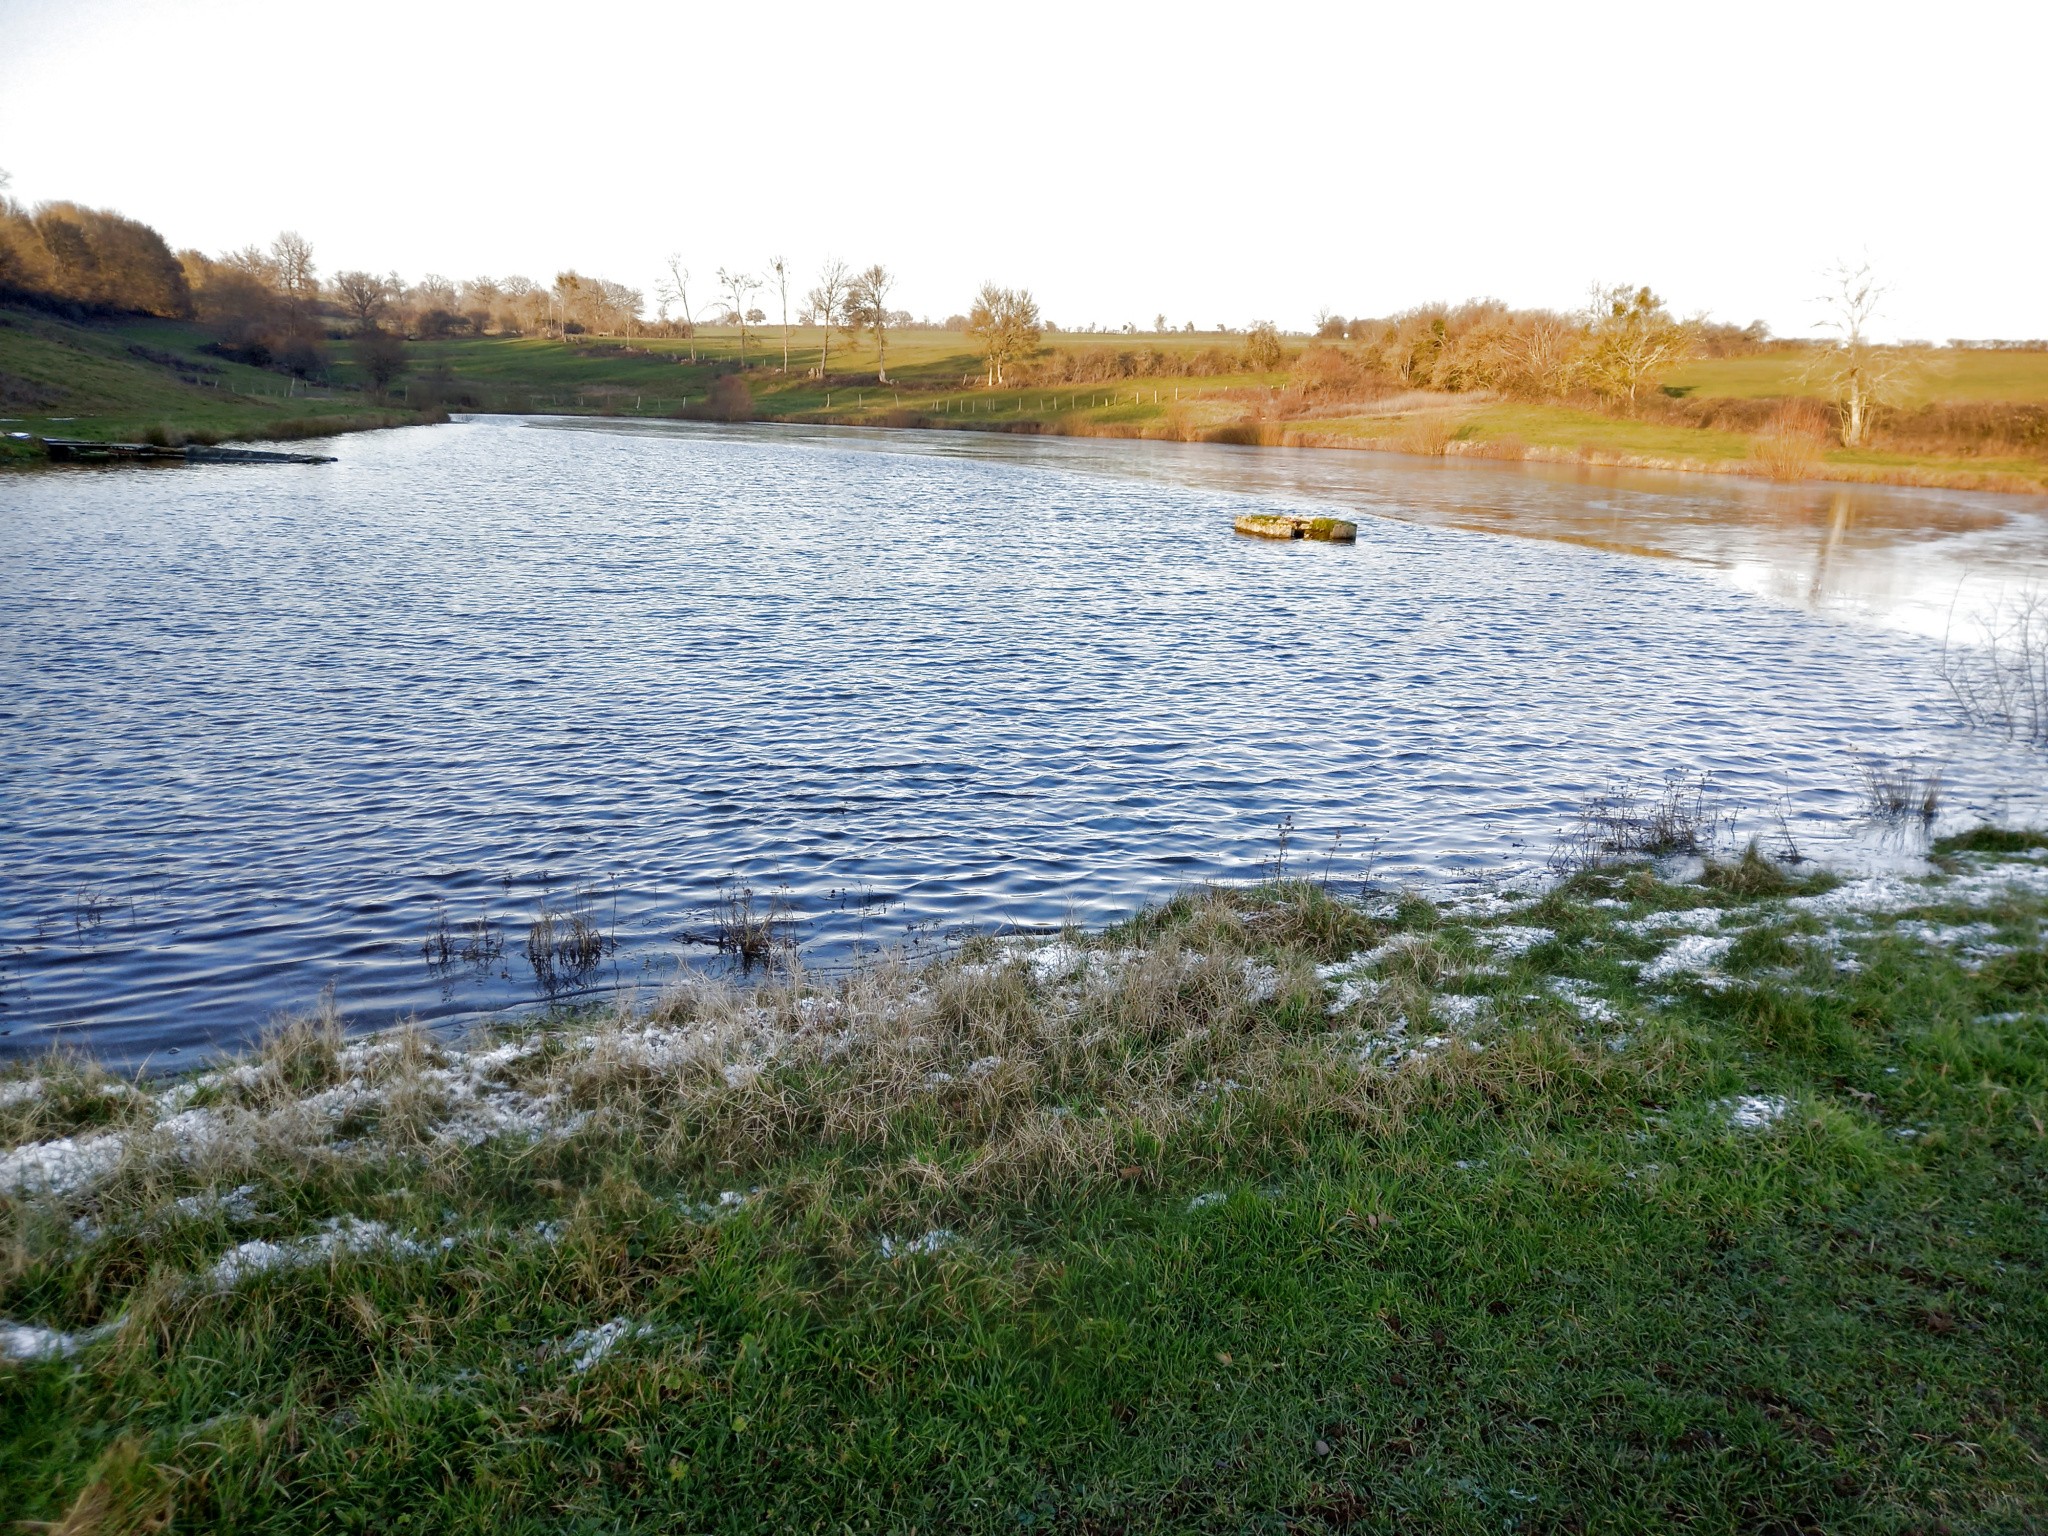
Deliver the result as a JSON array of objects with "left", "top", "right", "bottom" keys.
[{"left": 2, "top": 416, "right": 2043, "bottom": 1062}]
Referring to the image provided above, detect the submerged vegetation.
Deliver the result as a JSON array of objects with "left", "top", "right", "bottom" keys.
[{"left": 4, "top": 832, "right": 2047, "bottom": 1531}]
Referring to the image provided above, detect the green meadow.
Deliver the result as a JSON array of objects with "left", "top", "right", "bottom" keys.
[
  {"left": 0, "top": 307, "right": 431, "bottom": 462},
  {"left": 7, "top": 303, "right": 2045, "bottom": 490},
  {"left": 5, "top": 831, "right": 2046, "bottom": 1532}
]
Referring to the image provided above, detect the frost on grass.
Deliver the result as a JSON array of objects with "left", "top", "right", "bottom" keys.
[
  {"left": 1620, "top": 907, "right": 1726, "bottom": 938},
  {"left": 558, "top": 1317, "right": 654, "bottom": 1373},
  {"left": 0, "top": 1133, "right": 125, "bottom": 1198},
  {"left": 1641, "top": 934, "right": 1736, "bottom": 985},
  {"left": 1472, "top": 926, "right": 1553, "bottom": 959},
  {"left": 1893, "top": 921, "right": 2013, "bottom": 968},
  {"left": 1546, "top": 977, "right": 1619, "bottom": 1025},
  {"left": 879, "top": 1229, "right": 957, "bottom": 1259},
  {"left": 1439, "top": 890, "right": 1538, "bottom": 919},
  {"left": 1429, "top": 994, "right": 1489, "bottom": 1026},
  {"left": 171, "top": 1183, "right": 262, "bottom": 1224},
  {"left": 1334, "top": 1015, "right": 1462, "bottom": 1072},
  {"left": 0, "top": 1079, "right": 44, "bottom": 1110},
  {"left": 1790, "top": 860, "right": 2048, "bottom": 918},
  {"left": 1722, "top": 1094, "right": 1792, "bottom": 1130},
  {"left": 208, "top": 1217, "right": 451, "bottom": 1288},
  {"left": 0, "top": 1318, "right": 118, "bottom": 1362}
]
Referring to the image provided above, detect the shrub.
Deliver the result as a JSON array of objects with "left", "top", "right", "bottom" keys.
[
  {"left": 1243, "top": 321, "right": 1284, "bottom": 371},
  {"left": 1749, "top": 402, "right": 1829, "bottom": 481},
  {"left": 689, "top": 373, "right": 755, "bottom": 422}
]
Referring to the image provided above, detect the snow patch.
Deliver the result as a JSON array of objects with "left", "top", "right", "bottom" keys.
[
  {"left": 0, "top": 1134, "right": 124, "bottom": 1197},
  {"left": 1429, "top": 994, "right": 1489, "bottom": 1025},
  {"left": 1640, "top": 934, "right": 1736, "bottom": 983},
  {"left": 206, "top": 1217, "right": 449, "bottom": 1288},
  {"left": 0, "top": 1318, "right": 117, "bottom": 1362},
  {"left": 1620, "top": 907, "right": 1725, "bottom": 937},
  {"left": 1722, "top": 1094, "right": 1792, "bottom": 1130},
  {"left": 879, "top": 1228, "right": 957, "bottom": 1259},
  {"left": 1546, "top": 977, "right": 1618, "bottom": 1025},
  {"left": 559, "top": 1316, "right": 653, "bottom": 1372},
  {"left": 1473, "top": 926, "right": 1552, "bottom": 958}
]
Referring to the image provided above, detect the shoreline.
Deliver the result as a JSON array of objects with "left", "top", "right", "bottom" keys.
[
  {"left": 5, "top": 832, "right": 2046, "bottom": 1527},
  {"left": 12, "top": 404, "right": 2040, "bottom": 499},
  {"left": 1, "top": 408, "right": 446, "bottom": 468},
  {"left": 755, "top": 407, "right": 2048, "bottom": 498}
]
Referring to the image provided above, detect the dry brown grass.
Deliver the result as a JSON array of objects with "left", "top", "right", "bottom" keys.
[
  {"left": 1395, "top": 415, "right": 1458, "bottom": 456},
  {"left": 1748, "top": 401, "right": 1831, "bottom": 482}
]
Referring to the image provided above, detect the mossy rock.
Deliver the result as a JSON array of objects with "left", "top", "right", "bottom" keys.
[{"left": 1232, "top": 513, "right": 1357, "bottom": 542}]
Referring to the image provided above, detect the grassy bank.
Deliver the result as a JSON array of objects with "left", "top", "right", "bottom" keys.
[
  {"left": 338, "top": 327, "right": 2048, "bottom": 495},
  {"left": 0, "top": 306, "right": 437, "bottom": 465},
  {"left": 10, "top": 305, "right": 2046, "bottom": 493},
  {"left": 5, "top": 831, "right": 2046, "bottom": 1531}
]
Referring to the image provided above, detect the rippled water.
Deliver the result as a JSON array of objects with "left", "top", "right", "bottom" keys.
[{"left": 2, "top": 416, "right": 2043, "bottom": 1062}]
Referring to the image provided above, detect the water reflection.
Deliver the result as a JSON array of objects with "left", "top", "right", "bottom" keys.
[{"left": 640, "top": 420, "right": 2044, "bottom": 642}]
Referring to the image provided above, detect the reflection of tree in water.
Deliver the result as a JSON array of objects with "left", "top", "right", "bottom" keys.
[{"left": 1808, "top": 491, "right": 1855, "bottom": 603}]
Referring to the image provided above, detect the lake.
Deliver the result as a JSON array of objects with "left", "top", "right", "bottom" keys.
[{"left": 3, "top": 416, "right": 2044, "bottom": 1063}]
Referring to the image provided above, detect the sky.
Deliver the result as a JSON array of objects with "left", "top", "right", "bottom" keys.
[{"left": 1, "top": 0, "right": 2040, "bottom": 340}]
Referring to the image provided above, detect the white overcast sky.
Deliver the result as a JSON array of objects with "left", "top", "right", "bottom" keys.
[{"left": 1, "top": 0, "right": 2040, "bottom": 339}]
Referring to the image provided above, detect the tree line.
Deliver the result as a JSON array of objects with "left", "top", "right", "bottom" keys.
[{"left": 0, "top": 176, "right": 1926, "bottom": 443}]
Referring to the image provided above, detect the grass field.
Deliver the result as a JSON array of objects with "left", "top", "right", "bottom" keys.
[
  {"left": 363, "top": 328, "right": 2048, "bottom": 492},
  {"left": 9, "top": 306, "right": 2047, "bottom": 492},
  {"left": 0, "top": 308, "right": 434, "bottom": 463},
  {"left": 4, "top": 829, "right": 2047, "bottom": 1532},
  {"left": 1664, "top": 351, "right": 2048, "bottom": 406}
]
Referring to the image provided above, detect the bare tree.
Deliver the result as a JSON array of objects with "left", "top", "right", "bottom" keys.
[
  {"left": 658, "top": 255, "right": 699, "bottom": 362},
  {"left": 844, "top": 263, "right": 896, "bottom": 382},
  {"left": 719, "top": 266, "right": 760, "bottom": 365},
  {"left": 1500, "top": 310, "right": 1581, "bottom": 398},
  {"left": 459, "top": 275, "right": 501, "bottom": 335},
  {"left": 806, "top": 258, "right": 850, "bottom": 379},
  {"left": 1806, "top": 259, "right": 1913, "bottom": 447},
  {"left": 1581, "top": 284, "right": 1696, "bottom": 410},
  {"left": 332, "top": 269, "right": 388, "bottom": 333},
  {"left": 270, "top": 230, "right": 317, "bottom": 322},
  {"left": 966, "top": 282, "right": 1042, "bottom": 386},
  {"left": 358, "top": 327, "right": 408, "bottom": 397},
  {"left": 769, "top": 254, "right": 792, "bottom": 373}
]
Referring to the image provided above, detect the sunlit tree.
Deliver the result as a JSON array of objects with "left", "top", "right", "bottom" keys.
[
  {"left": 719, "top": 266, "right": 760, "bottom": 364},
  {"left": 967, "top": 283, "right": 1042, "bottom": 386},
  {"left": 1805, "top": 260, "right": 1913, "bottom": 447},
  {"left": 1580, "top": 284, "right": 1696, "bottom": 409},
  {"left": 659, "top": 256, "right": 699, "bottom": 361},
  {"left": 844, "top": 264, "right": 896, "bottom": 382},
  {"left": 806, "top": 258, "right": 850, "bottom": 378}
]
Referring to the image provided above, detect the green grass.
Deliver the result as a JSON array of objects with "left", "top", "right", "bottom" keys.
[
  {"left": 5, "top": 845, "right": 2046, "bottom": 1532},
  {"left": 1664, "top": 350, "right": 2048, "bottom": 406},
  {"left": 0, "top": 306, "right": 433, "bottom": 463},
  {"left": 11, "top": 305, "right": 2046, "bottom": 490}
]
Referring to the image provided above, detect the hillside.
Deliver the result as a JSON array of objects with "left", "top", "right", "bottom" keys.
[
  {"left": 0, "top": 305, "right": 429, "bottom": 463},
  {"left": 9, "top": 305, "right": 2046, "bottom": 494}
]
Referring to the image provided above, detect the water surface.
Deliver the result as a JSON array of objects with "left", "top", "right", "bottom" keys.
[{"left": 2, "top": 416, "right": 2042, "bottom": 1062}]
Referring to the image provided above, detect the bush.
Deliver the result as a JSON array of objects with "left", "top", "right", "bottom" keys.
[
  {"left": 686, "top": 373, "right": 754, "bottom": 423},
  {"left": 1243, "top": 321, "right": 1284, "bottom": 371}
]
